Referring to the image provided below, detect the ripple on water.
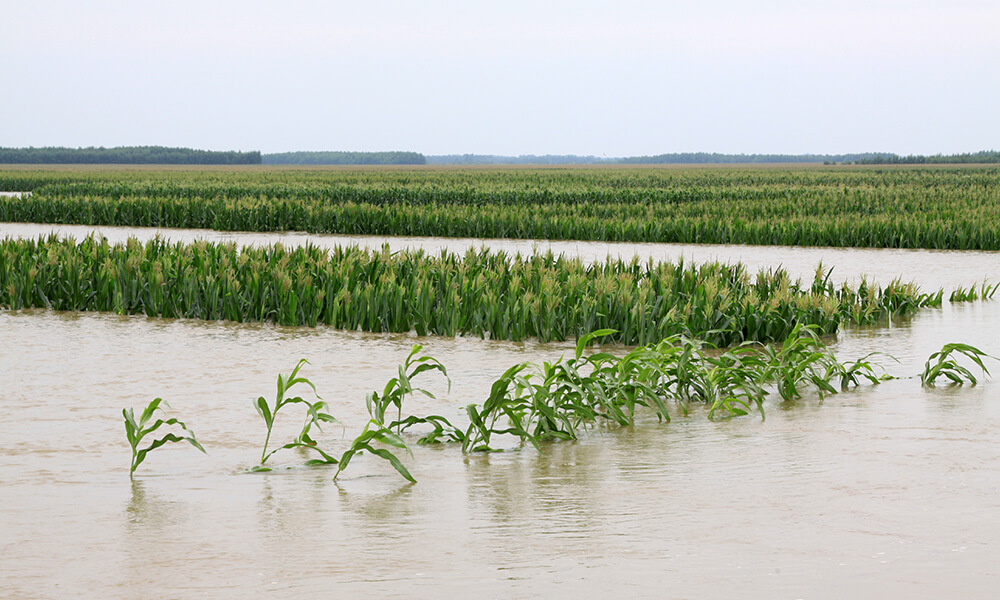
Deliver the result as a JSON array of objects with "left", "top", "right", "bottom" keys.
[{"left": 2, "top": 284, "right": 1000, "bottom": 598}]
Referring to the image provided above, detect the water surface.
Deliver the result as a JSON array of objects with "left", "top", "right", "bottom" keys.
[
  {"left": 1, "top": 301, "right": 999, "bottom": 599},
  {"left": 1, "top": 228, "right": 999, "bottom": 598}
]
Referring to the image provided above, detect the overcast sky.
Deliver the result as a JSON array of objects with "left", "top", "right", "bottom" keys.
[{"left": 2, "top": 0, "right": 998, "bottom": 156}]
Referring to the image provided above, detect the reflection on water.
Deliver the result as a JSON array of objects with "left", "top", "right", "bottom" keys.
[
  {"left": 1, "top": 282, "right": 1000, "bottom": 597},
  {"left": 125, "top": 480, "right": 185, "bottom": 530},
  {"left": 2, "top": 220, "right": 998, "bottom": 291}
]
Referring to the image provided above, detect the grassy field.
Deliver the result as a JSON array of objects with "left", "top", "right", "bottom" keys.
[{"left": 1, "top": 164, "right": 999, "bottom": 250}]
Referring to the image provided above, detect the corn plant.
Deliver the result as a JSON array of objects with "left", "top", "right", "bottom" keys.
[
  {"left": 758, "top": 324, "right": 839, "bottom": 401},
  {"left": 657, "top": 335, "right": 714, "bottom": 407},
  {"left": 949, "top": 281, "right": 1000, "bottom": 302},
  {"left": 463, "top": 362, "right": 537, "bottom": 453},
  {"left": 703, "top": 366, "right": 764, "bottom": 419},
  {"left": 368, "top": 345, "right": 451, "bottom": 435},
  {"left": 118, "top": 325, "right": 964, "bottom": 484},
  {"left": 253, "top": 359, "right": 339, "bottom": 471},
  {"left": 6, "top": 165, "right": 1000, "bottom": 251},
  {"left": 334, "top": 423, "right": 417, "bottom": 483},
  {"left": 0, "top": 235, "right": 951, "bottom": 347},
  {"left": 464, "top": 330, "right": 668, "bottom": 449},
  {"left": 828, "top": 352, "right": 896, "bottom": 389},
  {"left": 920, "top": 343, "right": 994, "bottom": 386},
  {"left": 123, "top": 398, "right": 205, "bottom": 479},
  {"left": 334, "top": 345, "right": 455, "bottom": 483},
  {"left": 703, "top": 346, "right": 769, "bottom": 419},
  {"left": 568, "top": 329, "right": 662, "bottom": 426}
]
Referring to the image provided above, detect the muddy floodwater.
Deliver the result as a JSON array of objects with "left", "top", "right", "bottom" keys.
[{"left": 2, "top": 225, "right": 1000, "bottom": 598}]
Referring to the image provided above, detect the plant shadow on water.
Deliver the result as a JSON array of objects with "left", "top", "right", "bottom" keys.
[
  {"left": 119, "top": 481, "right": 196, "bottom": 596},
  {"left": 124, "top": 480, "right": 190, "bottom": 531},
  {"left": 255, "top": 475, "right": 331, "bottom": 537},
  {"left": 462, "top": 442, "right": 607, "bottom": 537},
  {"left": 333, "top": 478, "right": 420, "bottom": 546},
  {"left": 918, "top": 381, "right": 994, "bottom": 416}
]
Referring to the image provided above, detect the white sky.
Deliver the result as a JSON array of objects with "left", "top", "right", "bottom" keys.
[{"left": 2, "top": 0, "right": 998, "bottom": 156}]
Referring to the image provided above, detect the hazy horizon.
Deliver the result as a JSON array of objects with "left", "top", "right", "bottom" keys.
[{"left": 4, "top": 1, "right": 998, "bottom": 157}]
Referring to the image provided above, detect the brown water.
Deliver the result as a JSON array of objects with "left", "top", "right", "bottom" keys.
[
  {"left": 3, "top": 221, "right": 998, "bottom": 291},
  {"left": 1, "top": 230, "right": 1000, "bottom": 598}
]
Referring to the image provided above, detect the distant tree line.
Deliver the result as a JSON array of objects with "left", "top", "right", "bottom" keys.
[
  {"left": 438, "top": 150, "right": 1000, "bottom": 166},
  {"left": 262, "top": 151, "right": 426, "bottom": 165},
  {"left": 616, "top": 152, "right": 897, "bottom": 164},
  {"left": 854, "top": 150, "right": 1000, "bottom": 165},
  {"left": 0, "top": 146, "right": 262, "bottom": 165},
  {"left": 428, "top": 152, "right": 898, "bottom": 165},
  {"left": 427, "top": 154, "right": 613, "bottom": 165}
]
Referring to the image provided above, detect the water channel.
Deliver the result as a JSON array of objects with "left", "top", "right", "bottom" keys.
[{"left": 1, "top": 222, "right": 998, "bottom": 598}]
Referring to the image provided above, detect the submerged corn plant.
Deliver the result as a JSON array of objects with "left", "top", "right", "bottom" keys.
[
  {"left": 253, "top": 359, "right": 340, "bottom": 471},
  {"left": 123, "top": 398, "right": 205, "bottom": 479},
  {"left": 458, "top": 323, "right": 913, "bottom": 451},
  {"left": 828, "top": 352, "right": 896, "bottom": 389},
  {"left": 701, "top": 344, "right": 770, "bottom": 420},
  {"left": 368, "top": 345, "right": 453, "bottom": 437},
  {"left": 462, "top": 329, "right": 620, "bottom": 453},
  {"left": 758, "top": 324, "right": 840, "bottom": 402},
  {"left": 463, "top": 362, "right": 537, "bottom": 453},
  {"left": 920, "top": 343, "right": 994, "bottom": 386},
  {"left": 124, "top": 329, "right": 998, "bottom": 484},
  {"left": 949, "top": 281, "right": 1000, "bottom": 302},
  {"left": 334, "top": 422, "right": 416, "bottom": 483},
  {"left": 0, "top": 234, "right": 950, "bottom": 347},
  {"left": 335, "top": 345, "right": 455, "bottom": 483}
]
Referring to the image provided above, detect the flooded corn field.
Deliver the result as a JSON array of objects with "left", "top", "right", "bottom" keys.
[
  {"left": 2, "top": 221, "right": 998, "bottom": 291},
  {"left": 2, "top": 222, "right": 999, "bottom": 598}
]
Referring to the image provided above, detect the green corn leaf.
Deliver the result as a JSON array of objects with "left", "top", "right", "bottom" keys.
[
  {"left": 368, "top": 446, "right": 416, "bottom": 483},
  {"left": 255, "top": 396, "right": 272, "bottom": 427}
]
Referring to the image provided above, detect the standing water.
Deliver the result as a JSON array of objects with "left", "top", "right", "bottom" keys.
[{"left": 1, "top": 224, "right": 999, "bottom": 598}]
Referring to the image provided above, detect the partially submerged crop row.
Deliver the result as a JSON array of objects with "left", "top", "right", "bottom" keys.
[
  {"left": 128, "top": 329, "right": 995, "bottom": 482},
  {"left": 1, "top": 235, "right": 943, "bottom": 345},
  {"left": 2, "top": 165, "right": 999, "bottom": 249}
]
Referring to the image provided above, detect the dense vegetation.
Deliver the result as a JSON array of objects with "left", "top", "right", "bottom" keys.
[
  {"left": 263, "top": 151, "right": 426, "bottom": 165},
  {"left": 427, "top": 153, "right": 895, "bottom": 165},
  {"left": 616, "top": 152, "right": 894, "bottom": 164},
  {"left": 0, "top": 236, "right": 941, "bottom": 346},
  {"left": 429, "top": 154, "right": 616, "bottom": 165},
  {"left": 128, "top": 333, "right": 994, "bottom": 481},
  {"left": 1, "top": 165, "right": 999, "bottom": 250},
  {"left": 855, "top": 150, "right": 1000, "bottom": 165},
  {"left": 0, "top": 146, "right": 261, "bottom": 165}
]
